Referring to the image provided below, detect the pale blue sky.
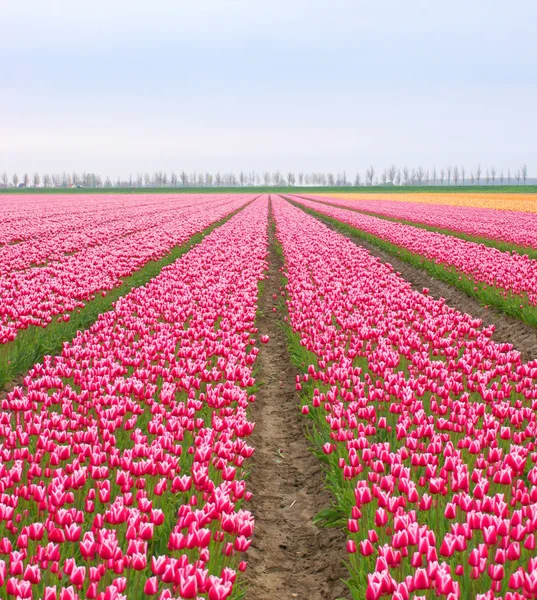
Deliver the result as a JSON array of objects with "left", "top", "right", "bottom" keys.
[{"left": 1, "top": 0, "right": 536, "bottom": 178}]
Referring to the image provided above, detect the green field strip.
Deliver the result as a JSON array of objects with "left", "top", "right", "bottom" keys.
[
  {"left": 284, "top": 197, "right": 537, "bottom": 330},
  {"left": 0, "top": 200, "right": 256, "bottom": 390},
  {"left": 295, "top": 194, "right": 537, "bottom": 260},
  {"left": 3, "top": 184, "right": 537, "bottom": 195}
]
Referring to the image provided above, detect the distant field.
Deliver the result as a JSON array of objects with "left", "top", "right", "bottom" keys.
[
  {"left": 322, "top": 190, "right": 537, "bottom": 212},
  {"left": 2, "top": 184, "right": 537, "bottom": 195}
]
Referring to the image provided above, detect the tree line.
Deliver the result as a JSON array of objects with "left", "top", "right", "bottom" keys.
[{"left": 0, "top": 164, "right": 530, "bottom": 188}]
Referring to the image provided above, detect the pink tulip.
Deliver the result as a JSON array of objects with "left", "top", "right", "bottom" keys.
[{"left": 144, "top": 576, "right": 158, "bottom": 595}]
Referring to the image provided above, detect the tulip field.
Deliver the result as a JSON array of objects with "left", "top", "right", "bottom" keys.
[
  {"left": 304, "top": 194, "right": 537, "bottom": 253},
  {"left": 321, "top": 192, "right": 537, "bottom": 215},
  {"left": 2, "top": 191, "right": 537, "bottom": 599},
  {"left": 273, "top": 196, "right": 537, "bottom": 599},
  {"left": 288, "top": 195, "right": 537, "bottom": 327},
  {"left": 0, "top": 194, "right": 253, "bottom": 345}
]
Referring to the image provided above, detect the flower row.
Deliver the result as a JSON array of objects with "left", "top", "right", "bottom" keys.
[
  {"left": 0, "top": 197, "right": 269, "bottom": 599},
  {"left": 303, "top": 194, "right": 537, "bottom": 251},
  {"left": 273, "top": 195, "right": 537, "bottom": 599},
  {"left": 289, "top": 195, "right": 537, "bottom": 308},
  {"left": 0, "top": 194, "right": 253, "bottom": 343}
]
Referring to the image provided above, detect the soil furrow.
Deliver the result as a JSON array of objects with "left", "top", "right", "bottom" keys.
[{"left": 245, "top": 201, "right": 349, "bottom": 600}]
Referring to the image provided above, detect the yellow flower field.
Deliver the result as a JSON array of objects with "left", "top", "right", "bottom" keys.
[{"left": 320, "top": 192, "right": 537, "bottom": 213}]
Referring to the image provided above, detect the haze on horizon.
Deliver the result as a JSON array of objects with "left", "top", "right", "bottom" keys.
[{"left": 1, "top": 0, "right": 536, "bottom": 179}]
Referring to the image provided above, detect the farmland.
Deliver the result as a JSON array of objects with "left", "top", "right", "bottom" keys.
[{"left": 2, "top": 190, "right": 537, "bottom": 599}]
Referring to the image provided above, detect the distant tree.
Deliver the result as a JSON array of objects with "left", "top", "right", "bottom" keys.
[
  {"left": 52, "top": 173, "right": 61, "bottom": 187},
  {"left": 215, "top": 171, "right": 222, "bottom": 186},
  {"left": 342, "top": 171, "right": 347, "bottom": 186},
  {"left": 327, "top": 173, "right": 335, "bottom": 186},
  {"left": 0, "top": 171, "right": 7, "bottom": 188},
  {"left": 298, "top": 172, "right": 304, "bottom": 186},
  {"left": 394, "top": 169, "right": 401, "bottom": 186},
  {"left": 499, "top": 170, "right": 504, "bottom": 184},
  {"left": 179, "top": 171, "right": 188, "bottom": 187},
  {"left": 446, "top": 165, "right": 452, "bottom": 185},
  {"left": 354, "top": 172, "right": 361, "bottom": 186},
  {"left": 239, "top": 171, "right": 246, "bottom": 186},
  {"left": 136, "top": 173, "right": 143, "bottom": 187},
  {"left": 205, "top": 172, "right": 213, "bottom": 187},
  {"left": 262, "top": 171, "right": 270, "bottom": 186},
  {"left": 453, "top": 166, "right": 459, "bottom": 185},
  {"left": 23, "top": 173, "right": 30, "bottom": 187},
  {"left": 431, "top": 166, "right": 437, "bottom": 186},
  {"left": 365, "top": 166, "right": 375, "bottom": 186},
  {"left": 143, "top": 173, "right": 150, "bottom": 186},
  {"left": 402, "top": 167, "right": 409, "bottom": 185},
  {"left": 461, "top": 166, "right": 465, "bottom": 185},
  {"left": 171, "top": 171, "right": 178, "bottom": 186},
  {"left": 416, "top": 166, "right": 425, "bottom": 185},
  {"left": 470, "top": 172, "right": 475, "bottom": 185},
  {"left": 424, "top": 170, "right": 430, "bottom": 186},
  {"left": 485, "top": 169, "right": 490, "bottom": 185},
  {"left": 439, "top": 169, "right": 445, "bottom": 185},
  {"left": 43, "top": 173, "right": 52, "bottom": 188},
  {"left": 522, "top": 164, "right": 528, "bottom": 185},
  {"left": 491, "top": 166, "right": 496, "bottom": 184},
  {"left": 32, "top": 172, "right": 41, "bottom": 187},
  {"left": 515, "top": 169, "right": 521, "bottom": 184},
  {"left": 475, "top": 164, "right": 482, "bottom": 185},
  {"left": 287, "top": 172, "right": 296, "bottom": 186},
  {"left": 197, "top": 173, "right": 204, "bottom": 186},
  {"left": 104, "top": 176, "right": 112, "bottom": 187},
  {"left": 507, "top": 169, "right": 511, "bottom": 184},
  {"left": 381, "top": 169, "right": 387, "bottom": 185},
  {"left": 387, "top": 165, "right": 397, "bottom": 184}
]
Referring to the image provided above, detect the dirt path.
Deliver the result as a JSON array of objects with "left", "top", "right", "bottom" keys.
[
  {"left": 245, "top": 203, "right": 349, "bottom": 600},
  {"left": 305, "top": 210, "right": 537, "bottom": 363}
]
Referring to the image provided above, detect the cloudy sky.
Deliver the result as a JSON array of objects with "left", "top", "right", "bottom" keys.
[{"left": 1, "top": 0, "right": 536, "bottom": 178}]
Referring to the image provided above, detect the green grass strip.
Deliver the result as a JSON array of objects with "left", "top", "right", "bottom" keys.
[
  {"left": 296, "top": 194, "right": 537, "bottom": 260},
  {"left": 286, "top": 198, "right": 537, "bottom": 330},
  {"left": 0, "top": 201, "right": 254, "bottom": 390},
  {"left": 3, "top": 184, "right": 537, "bottom": 195}
]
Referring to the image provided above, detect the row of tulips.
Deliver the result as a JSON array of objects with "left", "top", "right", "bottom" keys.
[
  {"left": 272, "top": 195, "right": 537, "bottom": 599},
  {"left": 0, "top": 194, "right": 245, "bottom": 273},
  {"left": 287, "top": 195, "right": 537, "bottom": 324},
  {"left": 320, "top": 192, "right": 537, "bottom": 216},
  {"left": 0, "top": 197, "right": 269, "bottom": 599},
  {"left": 305, "top": 194, "right": 537, "bottom": 253},
  {"left": 0, "top": 194, "right": 254, "bottom": 344}
]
